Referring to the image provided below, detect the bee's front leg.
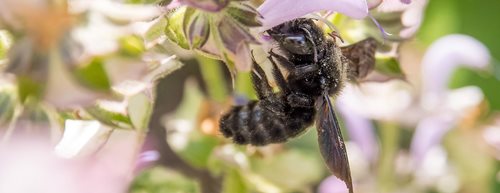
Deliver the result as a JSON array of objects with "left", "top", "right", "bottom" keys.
[{"left": 251, "top": 53, "right": 274, "bottom": 99}]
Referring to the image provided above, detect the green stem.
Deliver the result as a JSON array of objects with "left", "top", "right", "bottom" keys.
[
  {"left": 197, "top": 55, "right": 227, "bottom": 102},
  {"left": 235, "top": 72, "right": 256, "bottom": 100},
  {"left": 377, "top": 121, "right": 400, "bottom": 193}
]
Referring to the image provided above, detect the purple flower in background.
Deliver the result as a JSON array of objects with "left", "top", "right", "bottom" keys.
[
  {"left": 318, "top": 175, "right": 350, "bottom": 193},
  {"left": 420, "top": 34, "right": 490, "bottom": 107},
  {"left": 0, "top": 133, "right": 138, "bottom": 193},
  {"left": 257, "top": 0, "right": 369, "bottom": 30},
  {"left": 411, "top": 34, "right": 489, "bottom": 166}
]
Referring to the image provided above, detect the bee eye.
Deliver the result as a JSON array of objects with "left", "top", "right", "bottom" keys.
[{"left": 282, "top": 34, "right": 313, "bottom": 55}]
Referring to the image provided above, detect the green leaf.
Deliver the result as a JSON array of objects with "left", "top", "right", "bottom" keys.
[
  {"left": 85, "top": 104, "right": 133, "bottom": 129},
  {"left": 18, "top": 76, "right": 46, "bottom": 103},
  {"left": 178, "top": 135, "right": 219, "bottom": 168},
  {"left": 119, "top": 35, "right": 146, "bottom": 57},
  {"left": 144, "top": 17, "right": 168, "bottom": 46},
  {"left": 223, "top": 169, "right": 248, "bottom": 193},
  {"left": 0, "top": 30, "right": 12, "bottom": 61},
  {"left": 127, "top": 93, "right": 153, "bottom": 131},
  {"left": 0, "top": 89, "right": 17, "bottom": 126},
  {"left": 72, "top": 57, "right": 111, "bottom": 91},
  {"left": 130, "top": 167, "right": 200, "bottom": 193},
  {"left": 251, "top": 149, "right": 324, "bottom": 192},
  {"left": 226, "top": 3, "right": 262, "bottom": 27},
  {"left": 165, "top": 7, "right": 190, "bottom": 49},
  {"left": 374, "top": 57, "right": 405, "bottom": 78}
]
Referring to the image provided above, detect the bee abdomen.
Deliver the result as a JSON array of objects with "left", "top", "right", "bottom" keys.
[{"left": 220, "top": 101, "right": 315, "bottom": 146}]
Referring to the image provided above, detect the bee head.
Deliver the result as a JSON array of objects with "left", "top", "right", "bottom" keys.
[{"left": 266, "top": 18, "right": 323, "bottom": 56}]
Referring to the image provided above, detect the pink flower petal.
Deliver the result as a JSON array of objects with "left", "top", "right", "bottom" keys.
[
  {"left": 421, "top": 34, "right": 490, "bottom": 103},
  {"left": 257, "top": 0, "right": 369, "bottom": 30},
  {"left": 401, "top": 0, "right": 411, "bottom": 4},
  {"left": 318, "top": 175, "right": 350, "bottom": 193}
]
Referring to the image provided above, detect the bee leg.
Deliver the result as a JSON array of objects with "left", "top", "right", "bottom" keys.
[
  {"left": 267, "top": 54, "right": 291, "bottom": 95},
  {"left": 268, "top": 49, "right": 295, "bottom": 70},
  {"left": 251, "top": 53, "right": 274, "bottom": 99},
  {"left": 287, "top": 93, "right": 315, "bottom": 107},
  {"left": 268, "top": 50, "right": 319, "bottom": 79}
]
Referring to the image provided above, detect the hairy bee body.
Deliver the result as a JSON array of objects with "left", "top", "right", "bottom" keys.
[
  {"left": 220, "top": 96, "right": 315, "bottom": 145},
  {"left": 219, "top": 18, "right": 377, "bottom": 193},
  {"left": 220, "top": 18, "right": 345, "bottom": 145}
]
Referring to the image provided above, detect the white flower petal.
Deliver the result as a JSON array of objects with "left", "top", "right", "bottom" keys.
[
  {"left": 55, "top": 120, "right": 103, "bottom": 158},
  {"left": 258, "top": 0, "right": 369, "bottom": 30},
  {"left": 338, "top": 81, "right": 412, "bottom": 120},
  {"left": 421, "top": 34, "right": 490, "bottom": 107}
]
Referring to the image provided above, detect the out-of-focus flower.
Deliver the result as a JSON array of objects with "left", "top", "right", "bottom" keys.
[
  {"left": 318, "top": 175, "right": 350, "bottom": 193},
  {"left": 420, "top": 34, "right": 490, "bottom": 108},
  {"left": 483, "top": 119, "right": 500, "bottom": 160},
  {"left": 0, "top": 133, "right": 138, "bottom": 193},
  {"left": 258, "top": 0, "right": 369, "bottom": 30},
  {"left": 373, "top": 0, "right": 428, "bottom": 39}
]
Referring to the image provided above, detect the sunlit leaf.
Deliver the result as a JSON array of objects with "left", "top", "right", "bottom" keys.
[
  {"left": 0, "top": 30, "right": 13, "bottom": 62},
  {"left": 119, "top": 35, "right": 146, "bottom": 57},
  {"left": 72, "top": 57, "right": 111, "bottom": 91},
  {"left": 251, "top": 149, "right": 324, "bottom": 191},
  {"left": 127, "top": 93, "right": 152, "bottom": 131},
  {"left": 165, "top": 7, "right": 190, "bottom": 49},
  {"left": 130, "top": 167, "right": 200, "bottom": 193},
  {"left": 223, "top": 169, "right": 248, "bottom": 193},
  {"left": 374, "top": 56, "right": 405, "bottom": 79},
  {"left": 0, "top": 89, "right": 17, "bottom": 126},
  {"left": 178, "top": 135, "right": 219, "bottom": 168},
  {"left": 86, "top": 103, "right": 133, "bottom": 129},
  {"left": 144, "top": 16, "right": 168, "bottom": 47},
  {"left": 226, "top": 3, "right": 262, "bottom": 27}
]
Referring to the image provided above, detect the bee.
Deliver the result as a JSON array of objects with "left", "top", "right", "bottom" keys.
[{"left": 219, "top": 18, "right": 376, "bottom": 193}]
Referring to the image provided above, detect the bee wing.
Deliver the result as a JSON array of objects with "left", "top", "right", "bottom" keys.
[
  {"left": 341, "top": 38, "right": 377, "bottom": 80},
  {"left": 316, "top": 94, "right": 353, "bottom": 193}
]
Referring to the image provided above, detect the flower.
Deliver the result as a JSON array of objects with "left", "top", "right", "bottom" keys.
[
  {"left": 374, "top": 0, "right": 428, "bottom": 39},
  {"left": 257, "top": 0, "right": 369, "bottom": 30},
  {"left": 0, "top": 133, "right": 138, "bottom": 193},
  {"left": 318, "top": 175, "right": 350, "bottom": 193}
]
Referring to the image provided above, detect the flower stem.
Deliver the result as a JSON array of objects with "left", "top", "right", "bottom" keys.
[
  {"left": 197, "top": 55, "right": 227, "bottom": 102},
  {"left": 377, "top": 121, "right": 400, "bottom": 192}
]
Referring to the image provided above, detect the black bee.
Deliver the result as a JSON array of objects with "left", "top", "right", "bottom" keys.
[{"left": 219, "top": 18, "right": 376, "bottom": 193}]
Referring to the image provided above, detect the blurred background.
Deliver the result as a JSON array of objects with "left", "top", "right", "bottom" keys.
[{"left": 0, "top": 0, "right": 499, "bottom": 193}]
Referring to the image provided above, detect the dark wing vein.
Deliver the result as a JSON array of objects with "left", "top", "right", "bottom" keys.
[{"left": 316, "top": 94, "right": 353, "bottom": 193}]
